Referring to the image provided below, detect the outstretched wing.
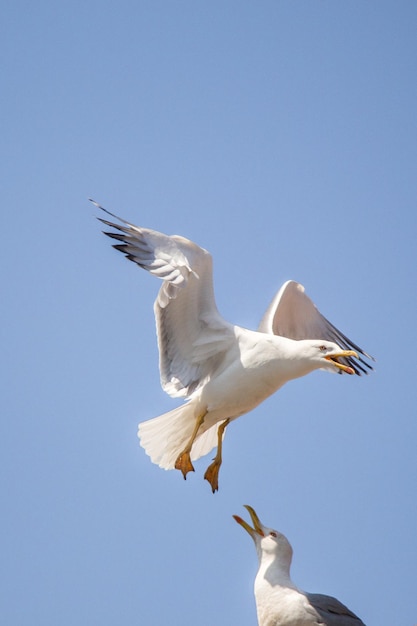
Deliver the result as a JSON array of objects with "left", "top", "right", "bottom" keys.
[
  {"left": 258, "top": 280, "right": 374, "bottom": 376},
  {"left": 93, "top": 200, "right": 235, "bottom": 398},
  {"left": 306, "top": 592, "right": 366, "bottom": 625}
]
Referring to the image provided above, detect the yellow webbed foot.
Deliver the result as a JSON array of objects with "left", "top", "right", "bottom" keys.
[
  {"left": 204, "top": 459, "right": 221, "bottom": 493},
  {"left": 175, "top": 452, "right": 195, "bottom": 479}
]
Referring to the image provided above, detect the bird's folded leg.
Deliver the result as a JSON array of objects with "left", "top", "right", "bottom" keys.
[
  {"left": 204, "top": 418, "right": 230, "bottom": 493},
  {"left": 175, "top": 411, "right": 206, "bottom": 479}
]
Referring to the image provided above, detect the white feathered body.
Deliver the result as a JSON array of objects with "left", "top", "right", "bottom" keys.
[
  {"left": 254, "top": 567, "right": 366, "bottom": 626},
  {"left": 256, "top": 588, "right": 322, "bottom": 626},
  {"left": 255, "top": 571, "right": 322, "bottom": 626},
  {"left": 139, "top": 327, "right": 319, "bottom": 469}
]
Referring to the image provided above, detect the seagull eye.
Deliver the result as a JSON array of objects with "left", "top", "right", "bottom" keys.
[
  {"left": 319, "top": 345, "right": 327, "bottom": 352},
  {"left": 269, "top": 531, "right": 277, "bottom": 538}
]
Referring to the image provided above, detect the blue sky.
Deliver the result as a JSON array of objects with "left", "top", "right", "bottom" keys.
[{"left": 2, "top": 2, "right": 416, "bottom": 624}]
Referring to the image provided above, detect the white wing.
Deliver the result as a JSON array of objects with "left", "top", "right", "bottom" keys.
[
  {"left": 94, "top": 201, "right": 235, "bottom": 398},
  {"left": 258, "top": 280, "right": 374, "bottom": 376}
]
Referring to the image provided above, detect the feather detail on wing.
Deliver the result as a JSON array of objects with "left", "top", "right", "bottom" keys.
[
  {"left": 258, "top": 280, "right": 374, "bottom": 376},
  {"left": 306, "top": 593, "right": 366, "bottom": 625},
  {"left": 93, "top": 200, "right": 235, "bottom": 398}
]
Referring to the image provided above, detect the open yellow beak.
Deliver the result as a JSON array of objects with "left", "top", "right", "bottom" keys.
[
  {"left": 233, "top": 505, "right": 264, "bottom": 537},
  {"left": 325, "top": 350, "right": 358, "bottom": 375}
]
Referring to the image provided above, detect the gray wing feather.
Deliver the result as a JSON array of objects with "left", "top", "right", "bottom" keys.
[{"left": 306, "top": 592, "right": 366, "bottom": 625}]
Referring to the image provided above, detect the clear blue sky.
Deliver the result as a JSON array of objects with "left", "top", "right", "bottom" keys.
[{"left": 2, "top": 2, "right": 416, "bottom": 624}]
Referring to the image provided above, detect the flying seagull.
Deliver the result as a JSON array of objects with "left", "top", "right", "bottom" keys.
[
  {"left": 92, "top": 200, "right": 373, "bottom": 492},
  {"left": 233, "top": 505, "right": 366, "bottom": 625}
]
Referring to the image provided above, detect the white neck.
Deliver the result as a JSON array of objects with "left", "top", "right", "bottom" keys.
[
  {"left": 255, "top": 551, "right": 297, "bottom": 590},
  {"left": 254, "top": 557, "right": 303, "bottom": 626}
]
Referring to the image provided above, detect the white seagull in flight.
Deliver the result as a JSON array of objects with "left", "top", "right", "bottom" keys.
[
  {"left": 234, "top": 505, "right": 366, "bottom": 625},
  {"left": 92, "top": 200, "right": 373, "bottom": 492}
]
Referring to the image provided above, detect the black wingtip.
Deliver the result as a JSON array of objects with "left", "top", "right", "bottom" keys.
[
  {"left": 89, "top": 198, "right": 130, "bottom": 225},
  {"left": 103, "top": 231, "right": 126, "bottom": 242},
  {"left": 89, "top": 198, "right": 109, "bottom": 214}
]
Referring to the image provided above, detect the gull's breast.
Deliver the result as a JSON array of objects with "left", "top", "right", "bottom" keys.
[{"left": 199, "top": 331, "right": 294, "bottom": 419}]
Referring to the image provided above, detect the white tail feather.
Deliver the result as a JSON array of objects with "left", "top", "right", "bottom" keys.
[{"left": 137, "top": 402, "right": 220, "bottom": 469}]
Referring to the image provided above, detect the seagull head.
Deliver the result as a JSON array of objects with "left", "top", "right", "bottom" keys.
[
  {"left": 233, "top": 505, "right": 293, "bottom": 571},
  {"left": 300, "top": 340, "right": 358, "bottom": 375}
]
